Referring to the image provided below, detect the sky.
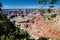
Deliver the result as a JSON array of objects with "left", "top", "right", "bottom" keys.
[{"left": 0, "top": 0, "right": 60, "bottom": 9}]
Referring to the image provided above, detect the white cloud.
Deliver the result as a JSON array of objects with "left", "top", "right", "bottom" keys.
[
  {"left": 2, "top": 5, "right": 60, "bottom": 9},
  {"left": 11, "top": 5, "right": 39, "bottom": 9},
  {"left": 2, "top": 5, "right": 40, "bottom": 9},
  {"left": 2, "top": 5, "right": 11, "bottom": 9}
]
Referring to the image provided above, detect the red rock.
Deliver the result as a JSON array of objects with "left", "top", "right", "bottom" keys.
[{"left": 19, "top": 16, "right": 60, "bottom": 39}]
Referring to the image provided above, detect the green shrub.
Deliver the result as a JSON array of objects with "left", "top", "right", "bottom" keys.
[
  {"left": 38, "top": 37, "right": 49, "bottom": 40},
  {"left": 0, "top": 13, "right": 30, "bottom": 40}
]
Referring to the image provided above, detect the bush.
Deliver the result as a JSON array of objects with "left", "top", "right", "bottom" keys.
[
  {"left": 0, "top": 13, "right": 30, "bottom": 40},
  {"left": 38, "top": 37, "right": 49, "bottom": 40}
]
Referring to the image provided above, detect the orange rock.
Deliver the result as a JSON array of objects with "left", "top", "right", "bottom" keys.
[{"left": 19, "top": 16, "right": 60, "bottom": 39}]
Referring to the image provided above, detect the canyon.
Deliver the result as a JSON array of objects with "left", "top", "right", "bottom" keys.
[{"left": 15, "top": 16, "right": 60, "bottom": 40}]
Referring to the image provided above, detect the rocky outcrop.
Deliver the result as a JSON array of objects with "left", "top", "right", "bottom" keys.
[{"left": 19, "top": 16, "right": 60, "bottom": 40}]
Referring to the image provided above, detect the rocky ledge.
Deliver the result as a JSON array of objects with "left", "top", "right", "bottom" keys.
[{"left": 18, "top": 16, "right": 60, "bottom": 40}]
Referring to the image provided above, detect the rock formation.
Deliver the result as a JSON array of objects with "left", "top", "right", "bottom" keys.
[{"left": 18, "top": 16, "right": 60, "bottom": 40}]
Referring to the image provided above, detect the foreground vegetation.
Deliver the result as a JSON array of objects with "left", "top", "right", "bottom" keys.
[{"left": 0, "top": 13, "right": 31, "bottom": 40}]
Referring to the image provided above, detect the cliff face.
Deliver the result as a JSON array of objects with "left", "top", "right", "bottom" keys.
[{"left": 19, "top": 16, "right": 60, "bottom": 39}]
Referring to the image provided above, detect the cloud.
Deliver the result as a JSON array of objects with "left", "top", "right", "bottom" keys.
[
  {"left": 2, "top": 5, "right": 60, "bottom": 9},
  {"left": 2, "top": 5, "right": 11, "bottom": 9},
  {"left": 14, "top": 5, "right": 40, "bottom": 9},
  {"left": 2, "top": 5, "right": 40, "bottom": 9}
]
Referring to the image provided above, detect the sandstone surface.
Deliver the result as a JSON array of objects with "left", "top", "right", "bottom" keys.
[{"left": 19, "top": 16, "right": 60, "bottom": 40}]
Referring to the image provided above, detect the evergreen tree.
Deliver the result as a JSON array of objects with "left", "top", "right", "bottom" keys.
[
  {"left": 38, "top": 0, "right": 57, "bottom": 14},
  {"left": 0, "top": 2, "right": 2, "bottom": 13}
]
